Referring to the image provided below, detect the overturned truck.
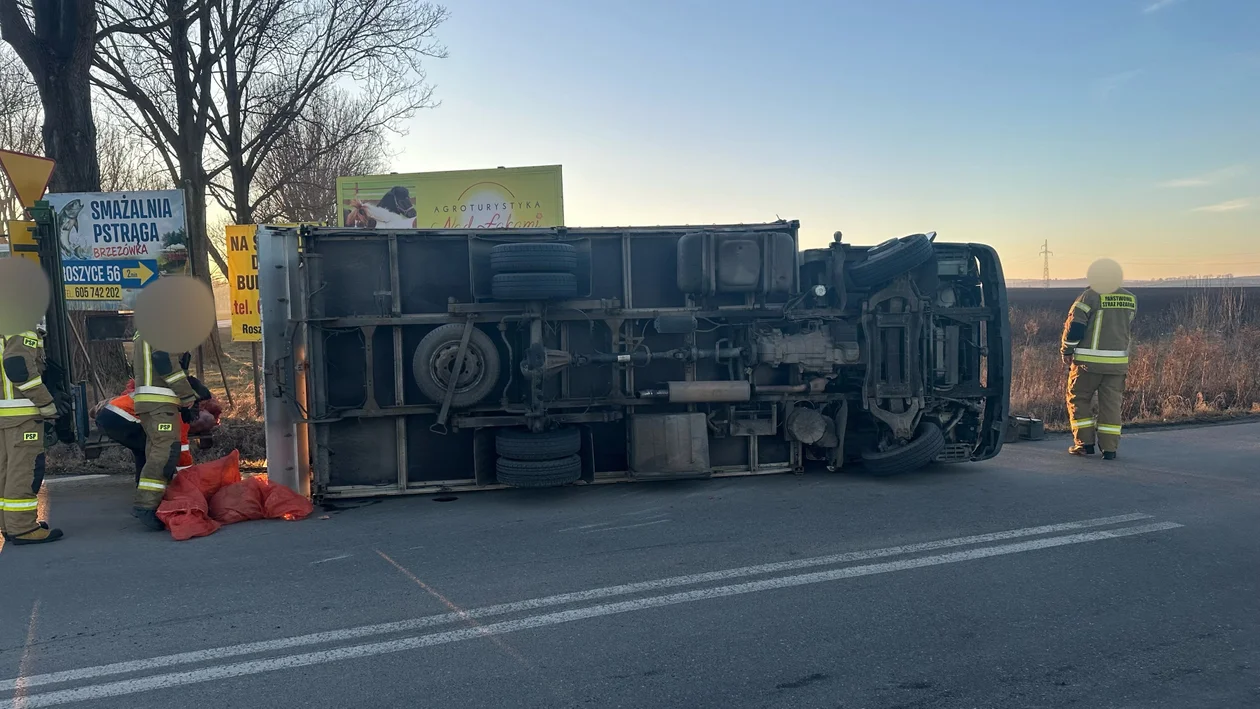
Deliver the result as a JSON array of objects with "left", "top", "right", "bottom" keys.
[{"left": 259, "top": 221, "right": 1010, "bottom": 499}]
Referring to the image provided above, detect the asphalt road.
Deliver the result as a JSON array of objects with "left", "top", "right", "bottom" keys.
[{"left": 1, "top": 422, "right": 1257, "bottom": 709}]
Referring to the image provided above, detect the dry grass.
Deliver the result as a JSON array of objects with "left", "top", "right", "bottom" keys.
[{"left": 1011, "top": 289, "right": 1260, "bottom": 430}]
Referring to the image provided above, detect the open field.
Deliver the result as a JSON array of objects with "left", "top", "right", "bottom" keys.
[
  {"left": 1009, "top": 287, "right": 1260, "bottom": 428},
  {"left": 1008, "top": 286, "right": 1260, "bottom": 317}
]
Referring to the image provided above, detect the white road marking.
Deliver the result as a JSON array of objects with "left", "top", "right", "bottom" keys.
[
  {"left": 581, "top": 519, "right": 670, "bottom": 533},
  {"left": 556, "top": 522, "right": 612, "bottom": 532},
  {"left": 621, "top": 506, "right": 665, "bottom": 517},
  {"left": 0, "top": 512, "right": 1153, "bottom": 693},
  {"left": 0, "top": 521, "right": 1182, "bottom": 708},
  {"left": 309, "top": 554, "right": 352, "bottom": 565}
]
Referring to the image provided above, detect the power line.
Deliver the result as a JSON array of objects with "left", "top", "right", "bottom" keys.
[{"left": 1039, "top": 239, "right": 1053, "bottom": 289}]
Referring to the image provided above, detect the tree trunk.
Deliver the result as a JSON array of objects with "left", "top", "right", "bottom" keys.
[{"left": 39, "top": 60, "right": 100, "bottom": 193}]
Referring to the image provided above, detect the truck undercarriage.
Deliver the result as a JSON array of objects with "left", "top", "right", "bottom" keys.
[{"left": 259, "top": 221, "right": 1010, "bottom": 499}]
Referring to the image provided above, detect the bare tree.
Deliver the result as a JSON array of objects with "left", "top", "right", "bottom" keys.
[
  {"left": 0, "top": 42, "right": 41, "bottom": 222},
  {"left": 93, "top": 0, "right": 223, "bottom": 282},
  {"left": 97, "top": 114, "right": 171, "bottom": 193},
  {"left": 205, "top": 0, "right": 448, "bottom": 224},
  {"left": 253, "top": 86, "right": 391, "bottom": 224},
  {"left": 0, "top": 0, "right": 100, "bottom": 193}
]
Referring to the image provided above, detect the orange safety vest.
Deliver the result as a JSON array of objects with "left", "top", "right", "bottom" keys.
[{"left": 105, "top": 379, "right": 193, "bottom": 471}]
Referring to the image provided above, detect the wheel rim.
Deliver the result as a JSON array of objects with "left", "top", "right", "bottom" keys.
[{"left": 430, "top": 343, "right": 486, "bottom": 394}]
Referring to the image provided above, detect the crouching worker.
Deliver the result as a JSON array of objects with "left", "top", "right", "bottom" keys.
[
  {"left": 96, "top": 353, "right": 210, "bottom": 484},
  {"left": 0, "top": 329, "right": 63, "bottom": 544},
  {"left": 130, "top": 332, "right": 198, "bottom": 530}
]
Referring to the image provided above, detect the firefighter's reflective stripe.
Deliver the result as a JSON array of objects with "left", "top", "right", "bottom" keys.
[
  {"left": 104, "top": 403, "right": 140, "bottom": 423},
  {"left": 1071, "top": 417, "right": 1096, "bottom": 430},
  {"left": 0, "top": 399, "right": 39, "bottom": 417},
  {"left": 137, "top": 478, "right": 168, "bottom": 492},
  {"left": 164, "top": 371, "right": 188, "bottom": 386},
  {"left": 133, "top": 385, "right": 180, "bottom": 405},
  {"left": 1090, "top": 310, "right": 1104, "bottom": 349},
  {"left": 1073, "top": 301, "right": 1091, "bottom": 314},
  {"left": 1072, "top": 347, "right": 1129, "bottom": 365},
  {"left": 1097, "top": 424, "right": 1122, "bottom": 436},
  {"left": 16, "top": 376, "right": 43, "bottom": 392},
  {"left": 4, "top": 498, "right": 38, "bottom": 511}
]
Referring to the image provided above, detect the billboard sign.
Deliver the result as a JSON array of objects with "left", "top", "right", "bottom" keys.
[
  {"left": 225, "top": 224, "right": 261, "bottom": 342},
  {"left": 44, "top": 190, "right": 189, "bottom": 311},
  {"left": 335, "top": 165, "right": 564, "bottom": 230},
  {"left": 225, "top": 223, "right": 313, "bottom": 342}
]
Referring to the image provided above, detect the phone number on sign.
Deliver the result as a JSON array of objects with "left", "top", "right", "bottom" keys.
[{"left": 65, "top": 285, "right": 122, "bottom": 300}]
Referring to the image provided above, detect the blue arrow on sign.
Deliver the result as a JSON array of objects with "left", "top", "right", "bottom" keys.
[
  {"left": 62, "top": 259, "right": 160, "bottom": 289},
  {"left": 120, "top": 260, "right": 160, "bottom": 288}
]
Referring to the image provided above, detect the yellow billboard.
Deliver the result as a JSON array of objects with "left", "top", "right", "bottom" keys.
[
  {"left": 225, "top": 223, "right": 313, "bottom": 341},
  {"left": 335, "top": 165, "right": 564, "bottom": 229},
  {"left": 225, "top": 224, "right": 261, "bottom": 342}
]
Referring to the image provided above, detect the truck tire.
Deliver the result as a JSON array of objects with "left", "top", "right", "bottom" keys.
[
  {"left": 860, "top": 422, "right": 945, "bottom": 476},
  {"left": 490, "top": 242, "right": 577, "bottom": 274},
  {"left": 496, "top": 454, "right": 582, "bottom": 488},
  {"left": 412, "top": 324, "right": 501, "bottom": 408},
  {"left": 491, "top": 272, "right": 578, "bottom": 300},
  {"left": 496, "top": 427, "right": 581, "bottom": 461},
  {"left": 848, "top": 233, "right": 934, "bottom": 289}
]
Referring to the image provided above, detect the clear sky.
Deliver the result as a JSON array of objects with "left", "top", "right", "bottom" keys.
[{"left": 393, "top": 0, "right": 1259, "bottom": 281}]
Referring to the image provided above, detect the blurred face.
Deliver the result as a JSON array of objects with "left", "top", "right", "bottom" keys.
[{"left": 1088, "top": 259, "right": 1124, "bottom": 294}]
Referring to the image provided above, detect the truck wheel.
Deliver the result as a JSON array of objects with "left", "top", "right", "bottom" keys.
[
  {"left": 496, "top": 455, "right": 582, "bottom": 488},
  {"left": 848, "top": 233, "right": 934, "bottom": 288},
  {"left": 491, "top": 272, "right": 578, "bottom": 300},
  {"left": 860, "top": 422, "right": 945, "bottom": 476},
  {"left": 412, "top": 324, "right": 501, "bottom": 408},
  {"left": 490, "top": 243, "right": 577, "bottom": 274},
  {"left": 496, "top": 427, "right": 581, "bottom": 461}
]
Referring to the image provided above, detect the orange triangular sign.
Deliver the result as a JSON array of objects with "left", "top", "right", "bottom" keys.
[{"left": 0, "top": 149, "right": 56, "bottom": 208}]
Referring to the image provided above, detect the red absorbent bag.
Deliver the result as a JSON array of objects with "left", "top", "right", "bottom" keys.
[
  {"left": 209, "top": 476, "right": 268, "bottom": 524},
  {"left": 180, "top": 450, "right": 242, "bottom": 499},
  {"left": 157, "top": 474, "right": 221, "bottom": 541},
  {"left": 263, "top": 480, "right": 315, "bottom": 521}
]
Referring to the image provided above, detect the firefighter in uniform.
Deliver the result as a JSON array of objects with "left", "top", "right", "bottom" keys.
[
  {"left": 130, "top": 331, "right": 197, "bottom": 530},
  {"left": 1060, "top": 285, "right": 1137, "bottom": 459},
  {"left": 97, "top": 351, "right": 207, "bottom": 484},
  {"left": 0, "top": 328, "right": 63, "bottom": 544}
]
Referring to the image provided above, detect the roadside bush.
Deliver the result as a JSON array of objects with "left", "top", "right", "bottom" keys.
[{"left": 1010, "top": 289, "right": 1260, "bottom": 429}]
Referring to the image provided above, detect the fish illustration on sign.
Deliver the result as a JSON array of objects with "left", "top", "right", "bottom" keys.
[{"left": 57, "top": 198, "right": 87, "bottom": 259}]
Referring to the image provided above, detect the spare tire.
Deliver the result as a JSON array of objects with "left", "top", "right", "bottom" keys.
[
  {"left": 490, "top": 242, "right": 577, "bottom": 274},
  {"left": 491, "top": 272, "right": 578, "bottom": 300},
  {"left": 848, "top": 233, "right": 935, "bottom": 289},
  {"left": 412, "top": 324, "right": 501, "bottom": 408},
  {"left": 860, "top": 422, "right": 945, "bottom": 476},
  {"left": 496, "top": 455, "right": 582, "bottom": 488},
  {"left": 496, "top": 427, "right": 581, "bottom": 460}
]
